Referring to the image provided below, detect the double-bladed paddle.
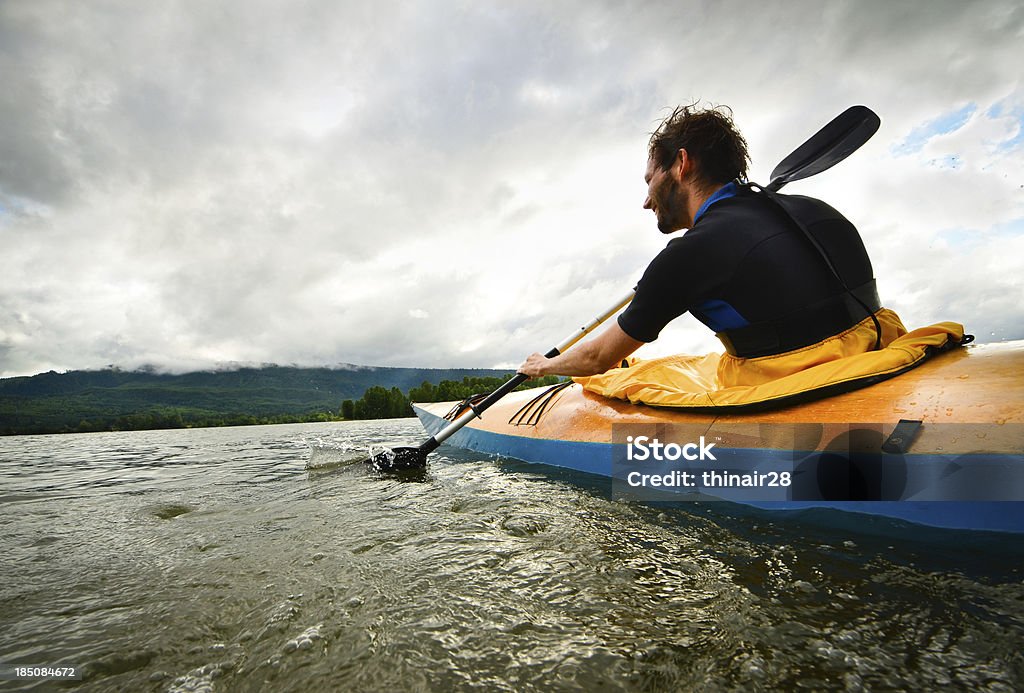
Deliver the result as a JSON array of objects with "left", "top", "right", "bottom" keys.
[{"left": 367, "top": 105, "right": 881, "bottom": 472}]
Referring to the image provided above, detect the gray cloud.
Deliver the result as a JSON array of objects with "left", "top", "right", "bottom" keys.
[{"left": 1, "top": 0, "right": 1022, "bottom": 376}]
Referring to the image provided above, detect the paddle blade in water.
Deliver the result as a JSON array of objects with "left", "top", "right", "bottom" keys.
[{"left": 366, "top": 446, "right": 428, "bottom": 473}]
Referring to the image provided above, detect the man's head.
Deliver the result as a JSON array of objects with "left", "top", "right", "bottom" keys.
[{"left": 643, "top": 103, "right": 750, "bottom": 234}]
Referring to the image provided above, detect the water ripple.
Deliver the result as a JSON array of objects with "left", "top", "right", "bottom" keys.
[{"left": 1, "top": 421, "right": 1023, "bottom": 690}]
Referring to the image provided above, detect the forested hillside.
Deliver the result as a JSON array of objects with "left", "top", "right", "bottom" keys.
[{"left": 0, "top": 365, "right": 512, "bottom": 435}]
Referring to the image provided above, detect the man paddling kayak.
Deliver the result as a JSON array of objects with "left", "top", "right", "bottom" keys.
[
  {"left": 518, "top": 103, "right": 897, "bottom": 397},
  {"left": 370, "top": 104, "right": 967, "bottom": 470}
]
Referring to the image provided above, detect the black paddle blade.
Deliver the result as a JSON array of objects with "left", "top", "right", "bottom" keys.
[
  {"left": 365, "top": 446, "right": 428, "bottom": 472},
  {"left": 767, "top": 106, "right": 880, "bottom": 192}
]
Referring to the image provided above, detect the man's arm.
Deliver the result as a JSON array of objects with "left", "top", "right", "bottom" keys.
[{"left": 518, "top": 321, "right": 644, "bottom": 378}]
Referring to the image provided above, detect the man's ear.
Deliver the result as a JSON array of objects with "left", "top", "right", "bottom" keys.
[{"left": 673, "top": 148, "right": 691, "bottom": 182}]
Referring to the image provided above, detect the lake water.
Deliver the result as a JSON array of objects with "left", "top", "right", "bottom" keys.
[{"left": 2, "top": 419, "right": 1023, "bottom": 691}]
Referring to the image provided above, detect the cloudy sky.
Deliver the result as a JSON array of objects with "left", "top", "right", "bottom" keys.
[{"left": 1, "top": 0, "right": 1022, "bottom": 377}]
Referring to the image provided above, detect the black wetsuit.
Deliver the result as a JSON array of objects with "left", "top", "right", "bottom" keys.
[{"left": 618, "top": 184, "right": 879, "bottom": 358}]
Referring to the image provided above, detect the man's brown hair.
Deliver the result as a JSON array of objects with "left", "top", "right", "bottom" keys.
[{"left": 648, "top": 103, "right": 750, "bottom": 186}]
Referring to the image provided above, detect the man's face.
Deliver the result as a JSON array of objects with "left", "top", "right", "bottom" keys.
[{"left": 643, "top": 154, "right": 686, "bottom": 234}]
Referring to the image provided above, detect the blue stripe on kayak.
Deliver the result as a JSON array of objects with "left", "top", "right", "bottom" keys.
[
  {"left": 421, "top": 408, "right": 613, "bottom": 476},
  {"left": 414, "top": 406, "right": 1024, "bottom": 534}
]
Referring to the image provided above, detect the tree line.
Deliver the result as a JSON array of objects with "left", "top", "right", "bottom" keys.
[
  {"left": 1, "top": 373, "right": 566, "bottom": 435},
  {"left": 340, "top": 374, "right": 564, "bottom": 420},
  {"left": 1, "top": 408, "right": 345, "bottom": 436}
]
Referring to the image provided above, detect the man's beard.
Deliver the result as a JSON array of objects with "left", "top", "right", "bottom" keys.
[{"left": 656, "top": 178, "right": 687, "bottom": 234}]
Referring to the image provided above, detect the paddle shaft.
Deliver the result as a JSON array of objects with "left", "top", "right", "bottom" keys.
[{"left": 417, "top": 289, "right": 636, "bottom": 455}]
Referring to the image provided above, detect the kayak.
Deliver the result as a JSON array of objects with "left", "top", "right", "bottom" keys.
[{"left": 412, "top": 340, "right": 1024, "bottom": 534}]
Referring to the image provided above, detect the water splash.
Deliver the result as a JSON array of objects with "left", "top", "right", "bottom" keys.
[{"left": 305, "top": 439, "right": 368, "bottom": 470}]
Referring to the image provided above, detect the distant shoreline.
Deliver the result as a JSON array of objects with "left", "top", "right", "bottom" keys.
[
  {"left": 0, "top": 365, "right": 561, "bottom": 437},
  {"left": 0, "top": 364, "right": 512, "bottom": 437}
]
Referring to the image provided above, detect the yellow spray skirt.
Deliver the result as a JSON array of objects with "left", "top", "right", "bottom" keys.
[{"left": 573, "top": 309, "right": 966, "bottom": 410}]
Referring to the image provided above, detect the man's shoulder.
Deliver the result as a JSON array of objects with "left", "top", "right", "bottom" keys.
[
  {"left": 700, "top": 188, "right": 851, "bottom": 230},
  {"left": 686, "top": 189, "right": 786, "bottom": 240},
  {"left": 697, "top": 187, "right": 776, "bottom": 222},
  {"left": 768, "top": 192, "right": 850, "bottom": 225}
]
